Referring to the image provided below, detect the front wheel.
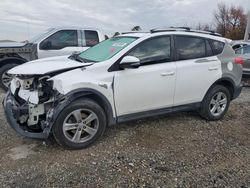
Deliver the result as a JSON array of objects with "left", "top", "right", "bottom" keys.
[
  {"left": 199, "top": 85, "right": 231, "bottom": 121},
  {"left": 0, "top": 64, "right": 18, "bottom": 91},
  {"left": 52, "top": 98, "right": 107, "bottom": 149}
]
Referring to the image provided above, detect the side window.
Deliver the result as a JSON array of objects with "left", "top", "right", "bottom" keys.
[
  {"left": 84, "top": 30, "right": 99, "bottom": 47},
  {"left": 176, "top": 36, "right": 206, "bottom": 60},
  {"left": 243, "top": 45, "right": 250, "bottom": 54},
  {"left": 40, "top": 30, "right": 78, "bottom": 50},
  {"left": 232, "top": 44, "right": 242, "bottom": 50},
  {"left": 235, "top": 48, "right": 243, "bottom": 55},
  {"left": 128, "top": 36, "right": 171, "bottom": 64},
  {"left": 211, "top": 40, "right": 225, "bottom": 55}
]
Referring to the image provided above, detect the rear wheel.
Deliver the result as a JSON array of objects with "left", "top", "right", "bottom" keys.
[
  {"left": 53, "top": 98, "right": 107, "bottom": 149},
  {"left": 0, "top": 64, "right": 18, "bottom": 91},
  {"left": 199, "top": 85, "right": 231, "bottom": 121}
]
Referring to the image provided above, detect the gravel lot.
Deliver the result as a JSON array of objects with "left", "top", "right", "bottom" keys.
[{"left": 0, "top": 85, "right": 250, "bottom": 187}]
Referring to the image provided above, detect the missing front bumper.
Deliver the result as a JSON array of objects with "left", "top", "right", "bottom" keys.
[{"left": 3, "top": 92, "right": 50, "bottom": 139}]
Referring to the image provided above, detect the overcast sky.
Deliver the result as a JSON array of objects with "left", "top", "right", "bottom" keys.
[{"left": 0, "top": 0, "right": 249, "bottom": 41}]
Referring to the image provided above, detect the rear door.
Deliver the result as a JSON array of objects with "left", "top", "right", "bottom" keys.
[
  {"left": 173, "top": 35, "right": 222, "bottom": 106},
  {"left": 114, "top": 36, "right": 177, "bottom": 116}
]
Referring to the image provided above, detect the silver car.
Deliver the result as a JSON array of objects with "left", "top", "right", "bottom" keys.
[{"left": 235, "top": 45, "right": 250, "bottom": 75}]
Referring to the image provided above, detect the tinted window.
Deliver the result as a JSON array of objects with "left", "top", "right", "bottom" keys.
[
  {"left": 84, "top": 30, "right": 99, "bottom": 47},
  {"left": 243, "top": 45, "right": 250, "bottom": 54},
  {"left": 176, "top": 36, "right": 206, "bottom": 60},
  {"left": 211, "top": 40, "right": 224, "bottom": 55},
  {"left": 40, "top": 30, "right": 78, "bottom": 50},
  {"left": 128, "top": 36, "right": 171, "bottom": 64},
  {"left": 206, "top": 40, "right": 213, "bottom": 56},
  {"left": 235, "top": 48, "right": 243, "bottom": 54}
]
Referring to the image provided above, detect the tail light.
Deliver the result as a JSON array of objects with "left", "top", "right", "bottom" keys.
[{"left": 234, "top": 57, "right": 244, "bottom": 65}]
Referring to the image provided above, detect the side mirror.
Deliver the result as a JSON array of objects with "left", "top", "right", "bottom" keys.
[
  {"left": 41, "top": 41, "right": 52, "bottom": 50},
  {"left": 120, "top": 56, "right": 140, "bottom": 69}
]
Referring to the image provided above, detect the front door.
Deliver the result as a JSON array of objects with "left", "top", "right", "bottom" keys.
[
  {"left": 113, "top": 36, "right": 176, "bottom": 116},
  {"left": 38, "top": 29, "right": 81, "bottom": 59}
]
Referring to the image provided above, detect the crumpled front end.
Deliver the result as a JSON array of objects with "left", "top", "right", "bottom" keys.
[{"left": 3, "top": 75, "right": 58, "bottom": 139}]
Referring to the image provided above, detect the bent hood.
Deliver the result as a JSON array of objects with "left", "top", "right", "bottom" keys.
[{"left": 8, "top": 56, "right": 92, "bottom": 75}]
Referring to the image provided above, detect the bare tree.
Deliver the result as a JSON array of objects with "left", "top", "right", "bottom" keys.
[
  {"left": 214, "top": 3, "right": 229, "bottom": 37},
  {"left": 113, "top": 32, "right": 120, "bottom": 37},
  {"left": 131, "top": 26, "right": 142, "bottom": 31},
  {"left": 214, "top": 3, "right": 247, "bottom": 39},
  {"left": 196, "top": 23, "right": 213, "bottom": 31}
]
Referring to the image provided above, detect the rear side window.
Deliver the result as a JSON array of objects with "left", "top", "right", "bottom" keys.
[
  {"left": 84, "top": 30, "right": 99, "bottom": 47},
  {"left": 243, "top": 45, "right": 250, "bottom": 54},
  {"left": 211, "top": 40, "right": 225, "bottom": 55},
  {"left": 128, "top": 36, "right": 171, "bottom": 64},
  {"left": 235, "top": 48, "right": 243, "bottom": 54},
  {"left": 176, "top": 36, "right": 206, "bottom": 60}
]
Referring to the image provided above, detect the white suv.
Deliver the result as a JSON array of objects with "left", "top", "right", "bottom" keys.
[{"left": 4, "top": 28, "right": 243, "bottom": 149}]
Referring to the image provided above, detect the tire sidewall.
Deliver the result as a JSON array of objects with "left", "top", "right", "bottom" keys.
[
  {"left": 0, "top": 64, "right": 18, "bottom": 91},
  {"left": 201, "top": 85, "right": 231, "bottom": 121},
  {"left": 52, "top": 98, "right": 107, "bottom": 149}
]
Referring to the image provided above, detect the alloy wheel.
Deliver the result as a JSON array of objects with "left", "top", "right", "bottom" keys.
[
  {"left": 209, "top": 92, "right": 228, "bottom": 117},
  {"left": 62, "top": 109, "right": 99, "bottom": 143}
]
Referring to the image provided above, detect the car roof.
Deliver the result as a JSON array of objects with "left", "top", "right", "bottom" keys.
[
  {"left": 232, "top": 40, "right": 250, "bottom": 45},
  {"left": 121, "top": 31, "right": 231, "bottom": 43},
  {"left": 50, "top": 26, "right": 103, "bottom": 32}
]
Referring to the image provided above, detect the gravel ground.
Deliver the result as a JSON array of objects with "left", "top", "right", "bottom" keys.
[{"left": 0, "top": 86, "right": 250, "bottom": 187}]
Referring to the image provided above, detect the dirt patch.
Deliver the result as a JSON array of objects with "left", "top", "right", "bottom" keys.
[{"left": 7, "top": 144, "right": 37, "bottom": 160}]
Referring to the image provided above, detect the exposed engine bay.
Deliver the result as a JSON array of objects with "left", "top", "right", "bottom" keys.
[{"left": 8, "top": 74, "right": 58, "bottom": 134}]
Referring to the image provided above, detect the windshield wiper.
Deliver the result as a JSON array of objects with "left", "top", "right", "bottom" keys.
[{"left": 69, "top": 53, "right": 85, "bottom": 63}]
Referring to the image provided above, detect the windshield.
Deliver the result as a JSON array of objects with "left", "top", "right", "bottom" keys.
[
  {"left": 28, "top": 28, "right": 55, "bottom": 43},
  {"left": 78, "top": 37, "right": 137, "bottom": 62}
]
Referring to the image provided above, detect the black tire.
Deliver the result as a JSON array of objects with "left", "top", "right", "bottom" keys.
[
  {"left": 0, "top": 64, "right": 18, "bottom": 91},
  {"left": 52, "top": 98, "right": 107, "bottom": 149},
  {"left": 199, "top": 85, "right": 231, "bottom": 121}
]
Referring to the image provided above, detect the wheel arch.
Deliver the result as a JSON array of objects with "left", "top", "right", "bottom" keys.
[
  {"left": 204, "top": 78, "right": 235, "bottom": 101},
  {"left": 52, "top": 88, "right": 116, "bottom": 127},
  {"left": 0, "top": 57, "right": 27, "bottom": 67}
]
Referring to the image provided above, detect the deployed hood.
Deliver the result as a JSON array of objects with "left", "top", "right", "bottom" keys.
[
  {"left": 0, "top": 42, "right": 27, "bottom": 48},
  {"left": 8, "top": 56, "right": 92, "bottom": 75}
]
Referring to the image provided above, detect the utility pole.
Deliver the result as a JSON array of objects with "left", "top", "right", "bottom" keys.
[{"left": 244, "top": 11, "right": 250, "bottom": 41}]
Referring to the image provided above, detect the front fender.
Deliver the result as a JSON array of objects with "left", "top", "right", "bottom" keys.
[{"left": 49, "top": 88, "right": 116, "bottom": 129}]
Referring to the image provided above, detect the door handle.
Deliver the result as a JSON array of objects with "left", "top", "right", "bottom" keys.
[
  {"left": 195, "top": 59, "right": 217, "bottom": 63},
  {"left": 208, "top": 66, "right": 219, "bottom": 71},
  {"left": 161, "top": 71, "right": 175, "bottom": 76}
]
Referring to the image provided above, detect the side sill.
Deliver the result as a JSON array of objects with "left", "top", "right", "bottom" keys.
[{"left": 117, "top": 102, "right": 201, "bottom": 124}]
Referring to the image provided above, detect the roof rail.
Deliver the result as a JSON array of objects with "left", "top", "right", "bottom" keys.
[
  {"left": 150, "top": 27, "right": 221, "bottom": 37},
  {"left": 121, "top": 31, "right": 149, "bottom": 35},
  {"left": 150, "top": 27, "right": 189, "bottom": 33}
]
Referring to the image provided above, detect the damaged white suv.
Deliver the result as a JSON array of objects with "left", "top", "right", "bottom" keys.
[{"left": 3, "top": 28, "right": 243, "bottom": 149}]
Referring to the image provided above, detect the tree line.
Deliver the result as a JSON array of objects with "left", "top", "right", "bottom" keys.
[{"left": 113, "top": 3, "right": 248, "bottom": 40}]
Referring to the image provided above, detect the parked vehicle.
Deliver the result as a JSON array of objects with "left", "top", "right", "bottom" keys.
[
  {"left": 0, "top": 27, "right": 105, "bottom": 90},
  {"left": 235, "top": 45, "right": 250, "bottom": 75},
  {"left": 231, "top": 40, "right": 250, "bottom": 50},
  {"left": 3, "top": 27, "right": 243, "bottom": 149}
]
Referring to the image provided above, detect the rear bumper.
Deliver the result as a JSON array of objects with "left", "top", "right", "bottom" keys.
[
  {"left": 232, "top": 84, "right": 242, "bottom": 100},
  {"left": 3, "top": 92, "right": 50, "bottom": 139}
]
